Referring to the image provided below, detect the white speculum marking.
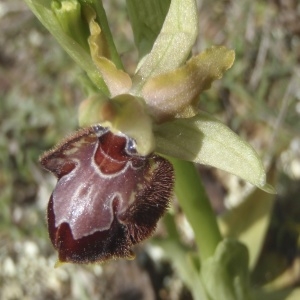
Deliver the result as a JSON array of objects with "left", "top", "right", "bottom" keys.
[{"left": 53, "top": 138, "right": 146, "bottom": 240}]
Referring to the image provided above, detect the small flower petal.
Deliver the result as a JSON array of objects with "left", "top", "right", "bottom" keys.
[
  {"left": 85, "top": 5, "right": 132, "bottom": 96},
  {"left": 143, "top": 46, "right": 235, "bottom": 121}
]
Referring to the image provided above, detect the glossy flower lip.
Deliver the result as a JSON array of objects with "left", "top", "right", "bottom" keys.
[{"left": 40, "top": 125, "right": 174, "bottom": 264}]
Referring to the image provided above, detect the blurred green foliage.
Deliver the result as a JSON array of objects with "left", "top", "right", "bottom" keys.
[{"left": 0, "top": 1, "right": 79, "bottom": 241}]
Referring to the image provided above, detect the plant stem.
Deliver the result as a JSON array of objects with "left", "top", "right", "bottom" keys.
[{"left": 168, "top": 157, "right": 222, "bottom": 262}]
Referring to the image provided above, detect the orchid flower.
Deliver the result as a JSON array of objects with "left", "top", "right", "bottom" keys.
[{"left": 25, "top": 0, "right": 274, "bottom": 266}]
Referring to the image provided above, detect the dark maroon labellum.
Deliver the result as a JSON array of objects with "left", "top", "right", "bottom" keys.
[{"left": 40, "top": 126, "right": 174, "bottom": 264}]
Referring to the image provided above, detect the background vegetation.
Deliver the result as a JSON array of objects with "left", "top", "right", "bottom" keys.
[{"left": 0, "top": 0, "right": 299, "bottom": 299}]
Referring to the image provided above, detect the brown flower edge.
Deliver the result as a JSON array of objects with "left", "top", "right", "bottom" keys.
[{"left": 40, "top": 125, "right": 174, "bottom": 264}]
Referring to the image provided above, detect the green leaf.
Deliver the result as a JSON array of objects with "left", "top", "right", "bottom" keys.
[
  {"left": 218, "top": 165, "right": 277, "bottom": 268},
  {"left": 253, "top": 288, "right": 300, "bottom": 300},
  {"left": 201, "top": 239, "right": 252, "bottom": 300},
  {"left": 131, "top": 0, "right": 198, "bottom": 94},
  {"left": 156, "top": 214, "right": 208, "bottom": 300},
  {"left": 157, "top": 239, "right": 208, "bottom": 300},
  {"left": 154, "top": 111, "right": 274, "bottom": 192},
  {"left": 126, "top": 0, "right": 171, "bottom": 58}
]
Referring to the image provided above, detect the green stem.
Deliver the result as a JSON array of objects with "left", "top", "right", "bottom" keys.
[{"left": 168, "top": 157, "right": 222, "bottom": 262}]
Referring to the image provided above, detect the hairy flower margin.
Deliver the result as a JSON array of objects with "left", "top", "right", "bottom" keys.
[{"left": 25, "top": 0, "right": 275, "bottom": 264}]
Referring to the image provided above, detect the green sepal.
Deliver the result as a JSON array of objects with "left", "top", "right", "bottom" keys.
[
  {"left": 154, "top": 111, "right": 275, "bottom": 192},
  {"left": 79, "top": 94, "right": 155, "bottom": 155},
  {"left": 126, "top": 0, "right": 171, "bottom": 58},
  {"left": 131, "top": 0, "right": 198, "bottom": 94}
]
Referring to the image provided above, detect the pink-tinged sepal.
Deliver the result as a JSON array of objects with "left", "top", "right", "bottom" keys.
[{"left": 40, "top": 126, "right": 174, "bottom": 264}]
